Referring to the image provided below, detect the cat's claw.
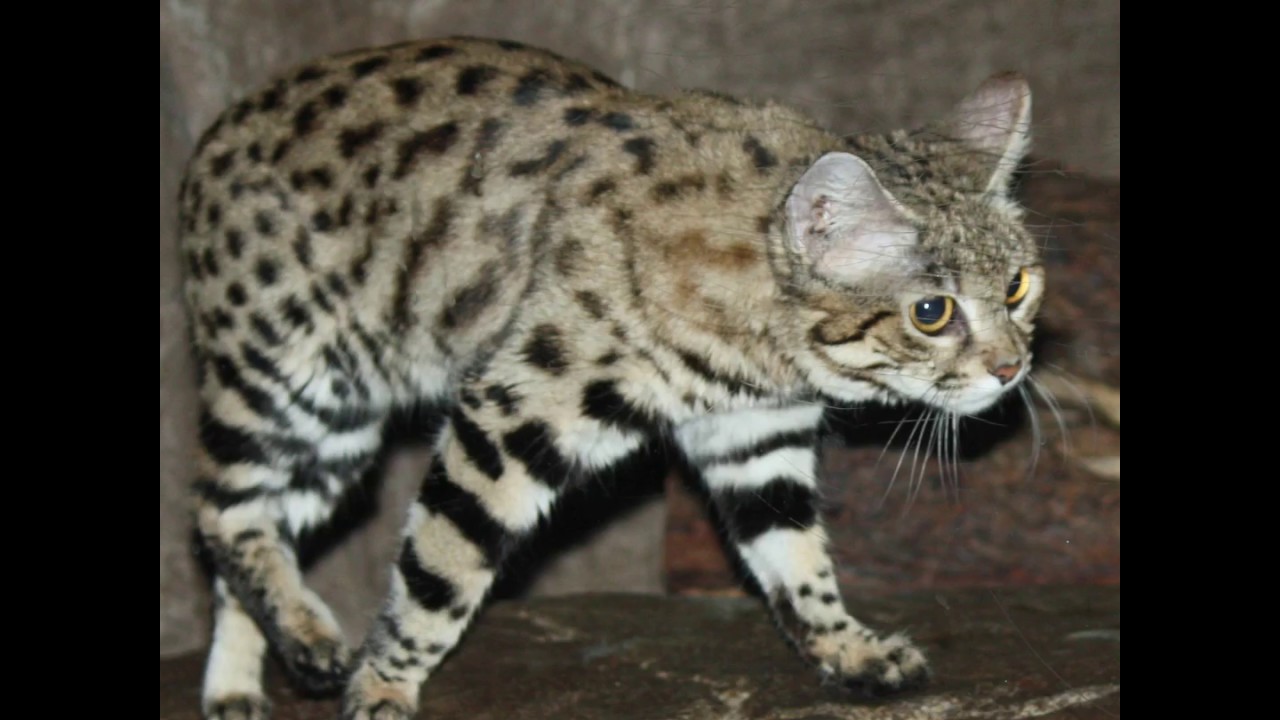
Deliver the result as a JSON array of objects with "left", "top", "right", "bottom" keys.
[{"left": 203, "top": 694, "right": 271, "bottom": 720}]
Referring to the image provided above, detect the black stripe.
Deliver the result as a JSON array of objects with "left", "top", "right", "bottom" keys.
[
  {"left": 813, "top": 310, "right": 895, "bottom": 346},
  {"left": 211, "top": 354, "right": 280, "bottom": 422},
  {"left": 581, "top": 380, "right": 658, "bottom": 434},
  {"left": 392, "top": 198, "right": 451, "bottom": 329},
  {"left": 502, "top": 421, "right": 571, "bottom": 488},
  {"left": 450, "top": 408, "right": 505, "bottom": 480},
  {"left": 199, "top": 411, "right": 268, "bottom": 466},
  {"left": 418, "top": 463, "right": 511, "bottom": 568},
  {"left": 193, "top": 476, "right": 267, "bottom": 510},
  {"left": 704, "top": 428, "right": 817, "bottom": 467},
  {"left": 398, "top": 541, "right": 456, "bottom": 611},
  {"left": 675, "top": 349, "right": 764, "bottom": 397},
  {"left": 716, "top": 479, "right": 817, "bottom": 542}
]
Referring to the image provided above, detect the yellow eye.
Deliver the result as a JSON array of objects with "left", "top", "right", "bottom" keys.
[
  {"left": 910, "top": 296, "right": 954, "bottom": 335},
  {"left": 1006, "top": 267, "right": 1030, "bottom": 306}
]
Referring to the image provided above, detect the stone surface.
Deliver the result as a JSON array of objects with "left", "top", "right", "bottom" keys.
[
  {"left": 160, "top": 588, "right": 1120, "bottom": 719},
  {"left": 160, "top": 0, "right": 1120, "bottom": 656}
]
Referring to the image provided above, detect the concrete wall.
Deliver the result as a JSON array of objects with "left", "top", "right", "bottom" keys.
[{"left": 160, "top": 0, "right": 1120, "bottom": 657}]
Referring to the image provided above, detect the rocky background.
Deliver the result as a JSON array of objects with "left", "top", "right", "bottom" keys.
[{"left": 160, "top": 0, "right": 1120, "bottom": 658}]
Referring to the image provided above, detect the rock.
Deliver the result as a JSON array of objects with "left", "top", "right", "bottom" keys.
[{"left": 160, "top": 588, "right": 1119, "bottom": 719}]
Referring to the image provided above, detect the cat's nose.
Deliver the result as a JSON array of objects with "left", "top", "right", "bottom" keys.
[{"left": 989, "top": 361, "right": 1022, "bottom": 385}]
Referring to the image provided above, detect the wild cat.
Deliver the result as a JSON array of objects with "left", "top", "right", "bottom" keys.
[{"left": 178, "top": 37, "right": 1039, "bottom": 719}]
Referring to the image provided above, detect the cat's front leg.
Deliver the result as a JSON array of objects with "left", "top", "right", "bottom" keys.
[{"left": 677, "top": 404, "right": 930, "bottom": 695}]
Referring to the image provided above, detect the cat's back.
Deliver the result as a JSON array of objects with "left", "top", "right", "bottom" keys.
[{"left": 176, "top": 38, "right": 635, "bottom": 389}]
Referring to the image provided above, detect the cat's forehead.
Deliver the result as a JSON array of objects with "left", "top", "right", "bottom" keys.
[{"left": 916, "top": 200, "right": 1037, "bottom": 280}]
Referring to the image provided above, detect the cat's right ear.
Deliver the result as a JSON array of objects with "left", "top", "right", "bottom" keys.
[{"left": 785, "top": 152, "right": 919, "bottom": 285}]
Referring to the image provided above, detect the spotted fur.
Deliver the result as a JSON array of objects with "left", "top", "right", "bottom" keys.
[{"left": 179, "top": 37, "right": 1041, "bottom": 720}]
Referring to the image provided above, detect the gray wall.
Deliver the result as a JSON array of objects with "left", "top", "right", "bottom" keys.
[{"left": 160, "top": 0, "right": 1120, "bottom": 657}]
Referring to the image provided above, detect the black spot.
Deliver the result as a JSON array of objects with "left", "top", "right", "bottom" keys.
[
  {"left": 460, "top": 389, "right": 482, "bottom": 410},
  {"left": 308, "top": 167, "right": 333, "bottom": 189},
  {"left": 716, "top": 479, "right": 817, "bottom": 542},
  {"left": 205, "top": 203, "right": 222, "bottom": 228},
  {"left": 394, "top": 121, "right": 459, "bottom": 179},
  {"left": 651, "top": 174, "right": 707, "bottom": 202},
  {"left": 742, "top": 136, "right": 778, "bottom": 172},
  {"left": 564, "top": 107, "right": 594, "bottom": 125},
  {"left": 258, "top": 84, "right": 283, "bottom": 111},
  {"left": 270, "top": 140, "right": 292, "bottom": 164},
  {"left": 226, "top": 283, "right": 247, "bottom": 306},
  {"left": 293, "top": 228, "right": 313, "bottom": 267},
  {"left": 339, "top": 121, "right": 385, "bottom": 158},
  {"left": 439, "top": 261, "right": 500, "bottom": 329},
  {"left": 351, "top": 55, "right": 390, "bottom": 78},
  {"left": 201, "top": 248, "right": 220, "bottom": 277},
  {"left": 622, "top": 137, "right": 656, "bottom": 174},
  {"left": 398, "top": 541, "right": 456, "bottom": 611},
  {"left": 600, "top": 112, "right": 634, "bottom": 132},
  {"left": 337, "top": 195, "right": 354, "bottom": 227},
  {"left": 417, "top": 45, "right": 456, "bottom": 62},
  {"left": 311, "top": 210, "right": 333, "bottom": 232},
  {"left": 295, "top": 65, "right": 327, "bottom": 82},
  {"left": 322, "top": 85, "right": 348, "bottom": 108},
  {"left": 392, "top": 77, "right": 423, "bottom": 106},
  {"left": 496, "top": 39, "right": 526, "bottom": 51},
  {"left": 565, "top": 72, "right": 591, "bottom": 93},
  {"left": 456, "top": 65, "right": 498, "bottom": 95},
  {"left": 575, "top": 290, "right": 607, "bottom": 319},
  {"left": 326, "top": 272, "right": 349, "bottom": 297},
  {"left": 522, "top": 324, "right": 569, "bottom": 375},
  {"left": 502, "top": 421, "right": 571, "bottom": 488},
  {"left": 230, "top": 100, "right": 254, "bottom": 124},
  {"left": 833, "top": 621, "right": 849, "bottom": 632},
  {"left": 249, "top": 314, "right": 282, "bottom": 346},
  {"left": 246, "top": 143, "right": 263, "bottom": 162},
  {"left": 461, "top": 118, "right": 505, "bottom": 195},
  {"left": 225, "top": 229, "right": 244, "bottom": 258},
  {"left": 820, "top": 593, "right": 838, "bottom": 605},
  {"left": 363, "top": 166, "right": 382, "bottom": 188},
  {"left": 255, "top": 258, "right": 279, "bottom": 286},
  {"left": 212, "top": 309, "right": 234, "bottom": 329},
  {"left": 798, "top": 584, "right": 813, "bottom": 597},
  {"left": 484, "top": 385, "right": 521, "bottom": 416},
  {"left": 582, "top": 380, "right": 655, "bottom": 433},
  {"left": 596, "top": 350, "right": 622, "bottom": 366},
  {"left": 293, "top": 102, "right": 320, "bottom": 135},
  {"left": 513, "top": 68, "right": 552, "bottom": 106},
  {"left": 510, "top": 140, "right": 567, "bottom": 176},
  {"left": 254, "top": 212, "right": 277, "bottom": 236},
  {"left": 281, "top": 296, "right": 312, "bottom": 330},
  {"left": 416, "top": 469, "right": 513, "bottom": 581},
  {"left": 210, "top": 150, "right": 235, "bottom": 177},
  {"left": 587, "top": 178, "right": 616, "bottom": 203}
]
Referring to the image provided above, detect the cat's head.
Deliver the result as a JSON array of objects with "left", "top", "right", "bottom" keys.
[{"left": 784, "top": 74, "right": 1041, "bottom": 415}]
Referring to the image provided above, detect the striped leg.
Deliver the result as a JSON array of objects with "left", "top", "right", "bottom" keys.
[
  {"left": 195, "top": 362, "right": 389, "bottom": 712},
  {"left": 343, "top": 406, "right": 558, "bottom": 720},
  {"left": 677, "top": 404, "right": 930, "bottom": 695}
]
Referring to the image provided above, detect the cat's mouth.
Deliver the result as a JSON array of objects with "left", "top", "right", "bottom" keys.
[{"left": 934, "top": 365, "right": 1030, "bottom": 415}]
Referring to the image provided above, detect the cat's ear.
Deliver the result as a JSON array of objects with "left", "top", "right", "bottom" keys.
[
  {"left": 786, "top": 152, "right": 919, "bottom": 284},
  {"left": 943, "top": 72, "right": 1032, "bottom": 196}
]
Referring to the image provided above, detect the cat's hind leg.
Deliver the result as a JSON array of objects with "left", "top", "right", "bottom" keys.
[
  {"left": 194, "top": 353, "right": 390, "bottom": 709},
  {"left": 677, "top": 404, "right": 931, "bottom": 695},
  {"left": 202, "top": 578, "right": 271, "bottom": 720}
]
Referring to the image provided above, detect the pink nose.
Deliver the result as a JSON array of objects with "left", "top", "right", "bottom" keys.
[{"left": 989, "top": 361, "right": 1022, "bottom": 385}]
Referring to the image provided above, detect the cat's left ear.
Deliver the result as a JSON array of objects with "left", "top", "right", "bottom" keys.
[
  {"left": 942, "top": 72, "right": 1032, "bottom": 197},
  {"left": 785, "top": 152, "right": 919, "bottom": 285}
]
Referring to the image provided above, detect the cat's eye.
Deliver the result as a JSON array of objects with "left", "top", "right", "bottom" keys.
[
  {"left": 909, "top": 296, "right": 954, "bottom": 335},
  {"left": 1006, "top": 267, "right": 1030, "bottom": 306}
]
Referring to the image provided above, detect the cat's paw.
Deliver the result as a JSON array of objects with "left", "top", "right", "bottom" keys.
[
  {"left": 203, "top": 694, "right": 271, "bottom": 720},
  {"left": 341, "top": 665, "right": 416, "bottom": 720},
  {"left": 277, "top": 632, "right": 351, "bottom": 694},
  {"left": 815, "top": 631, "right": 931, "bottom": 696}
]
